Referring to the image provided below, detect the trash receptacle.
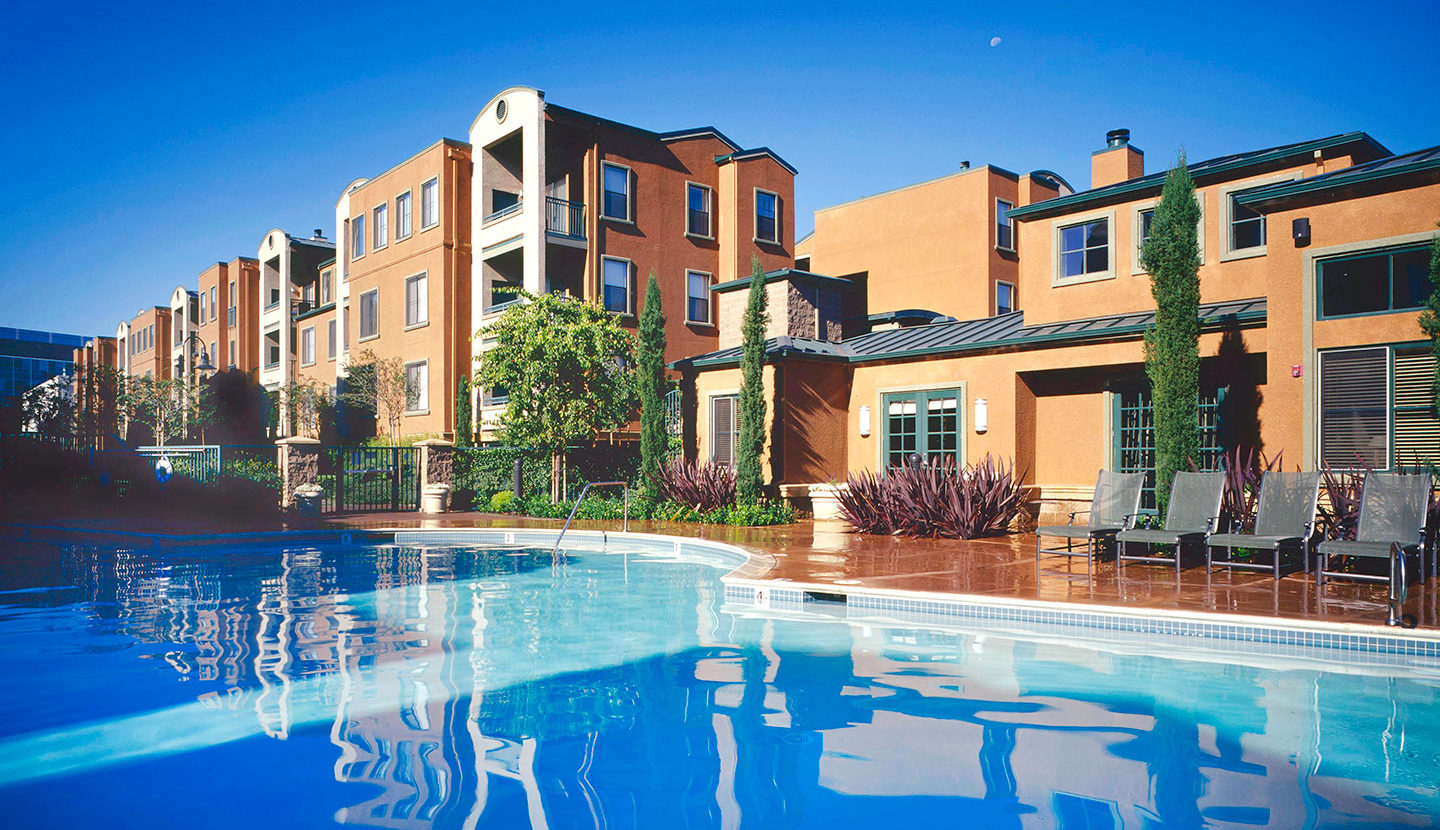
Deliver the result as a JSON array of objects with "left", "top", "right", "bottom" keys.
[
  {"left": 422, "top": 484, "right": 452, "bottom": 514},
  {"left": 294, "top": 484, "right": 324, "bottom": 518}
]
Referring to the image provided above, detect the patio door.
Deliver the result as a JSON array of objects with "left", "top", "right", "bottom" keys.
[{"left": 883, "top": 388, "right": 962, "bottom": 469}]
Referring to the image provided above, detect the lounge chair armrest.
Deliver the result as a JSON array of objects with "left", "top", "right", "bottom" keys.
[
  {"left": 1204, "top": 516, "right": 1223, "bottom": 534},
  {"left": 1067, "top": 509, "right": 1091, "bottom": 525},
  {"left": 1121, "top": 512, "right": 1142, "bottom": 530}
]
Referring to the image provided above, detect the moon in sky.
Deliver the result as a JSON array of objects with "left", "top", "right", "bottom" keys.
[{"left": 990, "top": 37, "right": 1002, "bottom": 47}]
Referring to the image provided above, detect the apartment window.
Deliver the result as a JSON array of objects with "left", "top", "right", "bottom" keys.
[
  {"left": 320, "top": 269, "right": 332, "bottom": 306},
  {"left": 327, "top": 319, "right": 336, "bottom": 360},
  {"left": 396, "top": 190, "right": 413, "bottom": 239},
  {"left": 602, "top": 257, "right": 631, "bottom": 313},
  {"left": 1114, "top": 386, "right": 1223, "bottom": 510},
  {"left": 420, "top": 178, "right": 438, "bottom": 229},
  {"left": 209, "top": 287, "right": 217, "bottom": 321},
  {"left": 351, "top": 214, "right": 366, "bottom": 259},
  {"left": 265, "top": 328, "right": 280, "bottom": 368},
  {"left": 359, "top": 289, "right": 379, "bottom": 340},
  {"left": 1318, "top": 245, "right": 1430, "bottom": 319},
  {"left": 405, "top": 273, "right": 428, "bottom": 327},
  {"left": 711, "top": 395, "right": 738, "bottom": 467},
  {"left": 343, "top": 220, "right": 350, "bottom": 279},
  {"left": 1319, "top": 347, "right": 1389, "bottom": 469},
  {"left": 228, "top": 337, "right": 236, "bottom": 369},
  {"left": 996, "top": 282, "right": 1016, "bottom": 315},
  {"left": 755, "top": 189, "right": 779, "bottom": 244},
  {"left": 228, "top": 281, "right": 237, "bottom": 328},
  {"left": 342, "top": 302, "right": 350, "bottom": 349},
  {"left": 687, "top": 270, "right": 711, "bottom": 324},
  {"left": 686, "top": 183, "right": 711, "bottom": 237},
  {"left": 1057, "top": 217, "right": 1110, "bottom": 281},
  {"left": 884, "top": 389, "right": 961, "bottom": 470},
  {"left": 373, "top": 203, "right": 388, "bottom": 250},
  {"left": 996, "top": 199, "right": 1014, "bottom": 251},
  {"left": 405, "top": 360, "right": 429, "bottom": 413},
  {"left": 199, "top": 293, "right": 206, "bottom": 325},
  {"left": 1229, "top": 191, "right": 1266, "bottom": 252},
  {"left": 300, "top": 326, "right": 315, "bottom": 366},
  {"left": 602, "top": 163, "right": 630, "bottom": 221}
]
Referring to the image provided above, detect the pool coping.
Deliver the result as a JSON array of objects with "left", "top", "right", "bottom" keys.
[{"left": 6, "top": 523, "right": 1438, "bottom": 661}]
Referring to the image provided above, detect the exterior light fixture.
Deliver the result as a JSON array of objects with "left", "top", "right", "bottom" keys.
[
  {"left": 859, "top": 405, "right": 871, "bottom": 437},
  {"left": 974, "top": 398, "right": 988, "bottom": 434}
]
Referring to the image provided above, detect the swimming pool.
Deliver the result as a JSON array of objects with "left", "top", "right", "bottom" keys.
[{"left": 0, "top": 530, "right": 1436, "bottom": 828}]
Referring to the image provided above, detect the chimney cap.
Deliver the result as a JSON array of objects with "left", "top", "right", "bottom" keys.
[
  {"left": 1105, "top": 129, "right": 1131, "bottom": 148},
  {"left": 312, "top": 229, "right": 326, "bottom": 239},
  {"left": 959, "top": 160, "right": 970, "bottom": 170}
]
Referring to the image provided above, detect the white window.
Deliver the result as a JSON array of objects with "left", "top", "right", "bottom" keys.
[
  {"left": 300, "top": 326, "right": 315, "bottom": 366},
  {"left": 687, "top": 270, "right": 712, "bottom": 324},
  {"left": 198, "top": 292, "right": 206, "bottom": 325},
  {"left": 1053, "top": 212, "right": 1114, "bottom": 284},
  {"left": 342, "top": 302, "right": 350, "bottom": 349},
  {"left": 996, "top": 282, "right": 1016, "bottom": 315},
  {"left": 228, "top": 281, "right": 237, "bottom": 328},
  {"left": 755, "top": 189, "right": 779, "bottom": 244},
  {"left": 686, "top": 182, "right": 711, "bottom": 237},
  {"left": 420, "top": 178, "right": 438, "bottom": 229},
  {"left": 405, "top": 273, "right": 428, "bottom": 327},
  {"left": 373, "top": 203, "right": 388, "bottom": 249},
  {"left": 602, "top": 257, "right": 630, "bottom": 313},
  {"left": 210, "top": 286, "right": 217, "bottom": 321},
  {"left": 711, "top": 395, "right": 738, "bottom": 467},
  {"left": 602, "top": 163, "right": 630, "bottom": 221},
  {"left": 395, "top": 190, "right": 412, "bottom": 239},
  {"left": 327, "top": 319, "right": 337, "bottom": 360},
  {"left": 351, "top": 214, "right": 365, "bottom": 259},
  {"left": 996, "top": 199, "right": 1014, "bottom": 251},
  {"left": 320, "top": 269, "right": 332, "bottom": 305},
  {"left": 405, "top": 360, "right": 429, "bottom": 413},
  {"left": 359, "top": 289, "right": 378, "bottom": 340}
]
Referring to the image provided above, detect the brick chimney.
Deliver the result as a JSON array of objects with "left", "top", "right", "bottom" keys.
[{"left": 1091, "top": 129, "right": 1144, "bottom": 189}]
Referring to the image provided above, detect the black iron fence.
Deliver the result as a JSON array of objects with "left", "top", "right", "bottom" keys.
[{"left": 319, "top": 446, "right": 419, "bottom": 513}]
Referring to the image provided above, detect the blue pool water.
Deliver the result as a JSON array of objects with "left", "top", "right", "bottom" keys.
[{"left": 0, "top": 536, "right": 1437, "bottom": 829}]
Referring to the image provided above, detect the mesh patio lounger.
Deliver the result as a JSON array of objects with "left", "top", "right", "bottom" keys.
[
  {"left": 1116, "top": 471, "right": 1225, "bottom": 574},
  {"left": 1205, "top": 471, "right": 1321, "bottom": 579},
  {"left": 1036, "top": 470, "right": 1146, "bottom": 565},
  {"left": 1316, "top": 472, "right": 1430, "bottom": 624}
]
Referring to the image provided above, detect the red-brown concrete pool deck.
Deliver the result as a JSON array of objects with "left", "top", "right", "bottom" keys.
[
  {"left": 325, "top": 512, "right": 1440, "bottom": 632},
  {"left": 6, "top": 511, "right": 1436, "bottom": 632}
]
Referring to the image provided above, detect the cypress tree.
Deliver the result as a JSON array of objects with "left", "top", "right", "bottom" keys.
[
  {"left": 736, "top": 256, "right": 769, "bottom": 503},
  {"left": 636, "top": 271, "right": 668, "bottom": 502},
  {"left": 454, "top": 375, "right": 473, "bottom": 446},
  {"left": 1417, "top": 229, "right": 1440, "bottom": 413},
  {"left": 1141, "top": 152, "right": 1202, "bottom": 517}
]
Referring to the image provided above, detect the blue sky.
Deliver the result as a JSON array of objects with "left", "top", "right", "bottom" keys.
[{"left": 2, "top": 0, "right": 1437, "bottom": 338}]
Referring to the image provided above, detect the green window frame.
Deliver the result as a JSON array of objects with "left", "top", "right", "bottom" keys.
[
  {"left": 883, "top": 388, "right": 962, "bottom": 469},
  {"left": 1112, "top": 387, "right": 1223, "bottom": 510},
  {"left": 1317, "top": 244, "right": 1431, "bottom": 319}
]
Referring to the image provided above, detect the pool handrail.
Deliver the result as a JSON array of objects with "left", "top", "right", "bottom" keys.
[{"left": 552, "top": 481, "right": 629, "bottom": 555}]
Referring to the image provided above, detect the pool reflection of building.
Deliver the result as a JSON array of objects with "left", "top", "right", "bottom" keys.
[{"left": 62, "top": 546, "right": 1438, "bottom": 828}]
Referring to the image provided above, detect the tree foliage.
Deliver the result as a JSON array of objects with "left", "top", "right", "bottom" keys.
[
  {"left": 73, "top": 362, "right": 123, "bottom": 447},
  {"left": 636, "top": 271, "right": 668, "bottom": 502},
  {"left": 340, "top": 349, "right": 417, "bottom": 441},
  {"left": 1417, "top": 228, "right": 1440, "bottom": 412},
  {"left": 20, "top": 376, "right": 75, "bottom": 437},
  {"left": 455, "top": 374, "right": 473, "bottom": 447},
  {"left": 1141, "top": 152, "right": 1202, "bottom": 516},
  {"left": 279, "top": 379, "right": 332, "bottom": 439},
  {"left": 475, "top": 291, "right": 635, "bottom": 500},
  {"left": 120, "top": 376, "right": 196, "bottom": 446},
  {"left": 736, "top": 256, "right": 769, "bottom": 502}
]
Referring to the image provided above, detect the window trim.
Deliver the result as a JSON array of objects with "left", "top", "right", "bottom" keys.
[
  {"left": 404, "top": 359, "right": 429, "bottom": 414},
  {"left": 299, "top": 325, "right": 316, "bottom": 367},
  {"left": 685, "top": 181, "right": 713, "bottom": 240},
  {"left": 601, "top": 162, "right": 633, "bottom": 224},
  {"left": 995, "top": 198, "right": 1015, "bottom": 252},
  {"left": 1130, "top": 197, "right": 1207, "bottom": 276},
  {"left": 372, "top": 202, "right": 389, "bottom": 251},
  {"left": 1315, "top": 243, "right": 1432, "bottom": 321},
  {"left": 1051, "top": 209, "right": 1116, "bottom": 286},
  {"left": 876, "top": 382, "right": 967, "bottom": 471},
  {"left": 753, "top": 187, "right": 781, "bottom": 245},
  {"left": 1217, "top": 173, "right": 1299, "bottom": 262},
  {"left": 995, "top": 280, "right": 1016, "bottom": 316},
  {"left": 350, "top": 213, "right": 366, "bottom": 261},
  {"left": 395, "top": 189, "right": 413, "bottom": 240},
  {"left": 358, "top": 288, "right": 380, "bottom": 342},
  {"left": 404, "top": 271, "right": 429, "bottom": 329},
  {"left": 685, "top": 269, "right": 714, "bottom": 325},
  {"left": 419, "top": 177, "right": 440, "bottom": 231},
  {"left": 601, "top": 256, "right": 633, "bottom": 315}
]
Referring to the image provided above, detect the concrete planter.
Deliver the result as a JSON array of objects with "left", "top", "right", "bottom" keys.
[
  {"left": 293, "top": 484, "right": 325, "bottom": 518},
  {"left": 422, "top": 484, "right": 452, "bottom": 514}
]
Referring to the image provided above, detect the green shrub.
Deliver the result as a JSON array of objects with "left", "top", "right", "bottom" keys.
[{"left": 489, "top": 490, "right": 515, "bottom": 512}]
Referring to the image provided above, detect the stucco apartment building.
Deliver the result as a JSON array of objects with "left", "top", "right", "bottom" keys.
[
  {"left": 679, "top": 129, "right": 1440, "bottom": 518},
  {"left": 197, "top": 257, "right": 261, "bottom": 376},
  {"left": 256, "top": 229, "right": 335, "bottom": 400},
  {"left": 116, "top": 306, "right": 172, "bottom": 381}
]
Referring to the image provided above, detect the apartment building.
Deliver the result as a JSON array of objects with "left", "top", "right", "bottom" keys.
[
  {"left": 678, "top": 129, "right": 1436, "bottom": 519},
  {"left": 256, "top": 229, "right": 335, "bottom": 402},
  {"left": 197, "top": 257, "right": 261, "bottom": 376},
  {"left": 334, "top": 139, "right": 473, "bottom": 437},
  {"left": 469, "top": 86, "right": 796, "bottom": 437},
  {"left": 294, "top": 258, "right": 338, "bottom": 391},
  {"left": 117, "top": 306, "right": 172, "bottom": 381},
  {"left": 168, "top": 286, "right": 202, "bottom": 383}
]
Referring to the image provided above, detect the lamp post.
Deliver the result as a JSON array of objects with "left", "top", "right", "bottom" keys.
[{"left": 181, "top": 331, "right": 215, "bottom": 444}]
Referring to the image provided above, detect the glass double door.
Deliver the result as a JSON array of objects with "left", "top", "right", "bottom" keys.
[{"left": 884, "top": 388, "right": 961, "bottom": 469}]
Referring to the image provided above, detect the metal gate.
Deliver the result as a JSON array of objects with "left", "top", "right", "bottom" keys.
[{"left": 321, "top": 446, "right": 419, "bottom": 513}]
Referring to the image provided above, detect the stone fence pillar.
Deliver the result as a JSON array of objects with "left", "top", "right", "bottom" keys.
[
  {"left": 415, "top": 439, "right": 455, "bottom": 513},
  {"left": 276, "top": 437, "right": 321, "bottom": 509}
]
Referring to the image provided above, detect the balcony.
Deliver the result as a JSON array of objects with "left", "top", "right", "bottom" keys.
[{"left": 546, "top": 198, "right": 585, "bottom": 241}]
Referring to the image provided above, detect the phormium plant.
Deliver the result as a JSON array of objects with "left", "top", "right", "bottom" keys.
[
  {"left": 837, "top": 455, "right": 1027, "bottom": 539},
  {"left": 650, "top": 457, "right": 737, "bottom": 513}
]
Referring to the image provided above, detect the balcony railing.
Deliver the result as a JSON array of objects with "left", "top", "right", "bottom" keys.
[
  {"left": 483, "top": 199, "right": 523, "bottom": 225},
  {"left": 546, "top": 197, "right": 585, "bottom": 240}
]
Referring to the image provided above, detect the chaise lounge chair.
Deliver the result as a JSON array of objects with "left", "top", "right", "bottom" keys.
[
  {"left": 1036, "top": 470, "right": 1146, "bottom": 566},
  {"left": 1116, "top": 471, "right": 1225, "bottom": 574},
  {"left": 1205, "top": 471, "right": 1320, "bottom": 579},
  {"left": 1316, "top": 472, "right": 1431, "bottom": 625}
]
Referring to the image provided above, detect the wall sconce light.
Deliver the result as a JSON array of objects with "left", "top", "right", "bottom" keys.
[
  {"left": 974, "top": 398, "right": 988, "bottom": 434},
  {"left": 1292, "top": 217, "right": 1311, "bottom": 247},
  {"left": 859, "top": 405, "right": 871, "bottom": 437}
]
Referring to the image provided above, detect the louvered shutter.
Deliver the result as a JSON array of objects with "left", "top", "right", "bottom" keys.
[
  {"left": 1393, "top": 351, "right": 1440, "bottom": 467},
  {"left": 712, "top": 396, "right": 736, "bottom": 467},
  {"left": 1319, "top": 348, "right": 1388, "bottom": 468}
]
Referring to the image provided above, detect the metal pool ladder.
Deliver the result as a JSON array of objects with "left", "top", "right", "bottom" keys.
[{"left": 552, "top": 481, "right": 629, "bottom": 556}]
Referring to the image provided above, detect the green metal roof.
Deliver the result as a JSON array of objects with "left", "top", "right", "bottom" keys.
[
  {"left": 1006, "top": 132, "right": 1389, "bottom": 221},
  {"left": 1235, "top": 145, "right": 1440, "bottom": 210},
  {"left": 710, "top": 268, "right": 854, "bottom": 294}
]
